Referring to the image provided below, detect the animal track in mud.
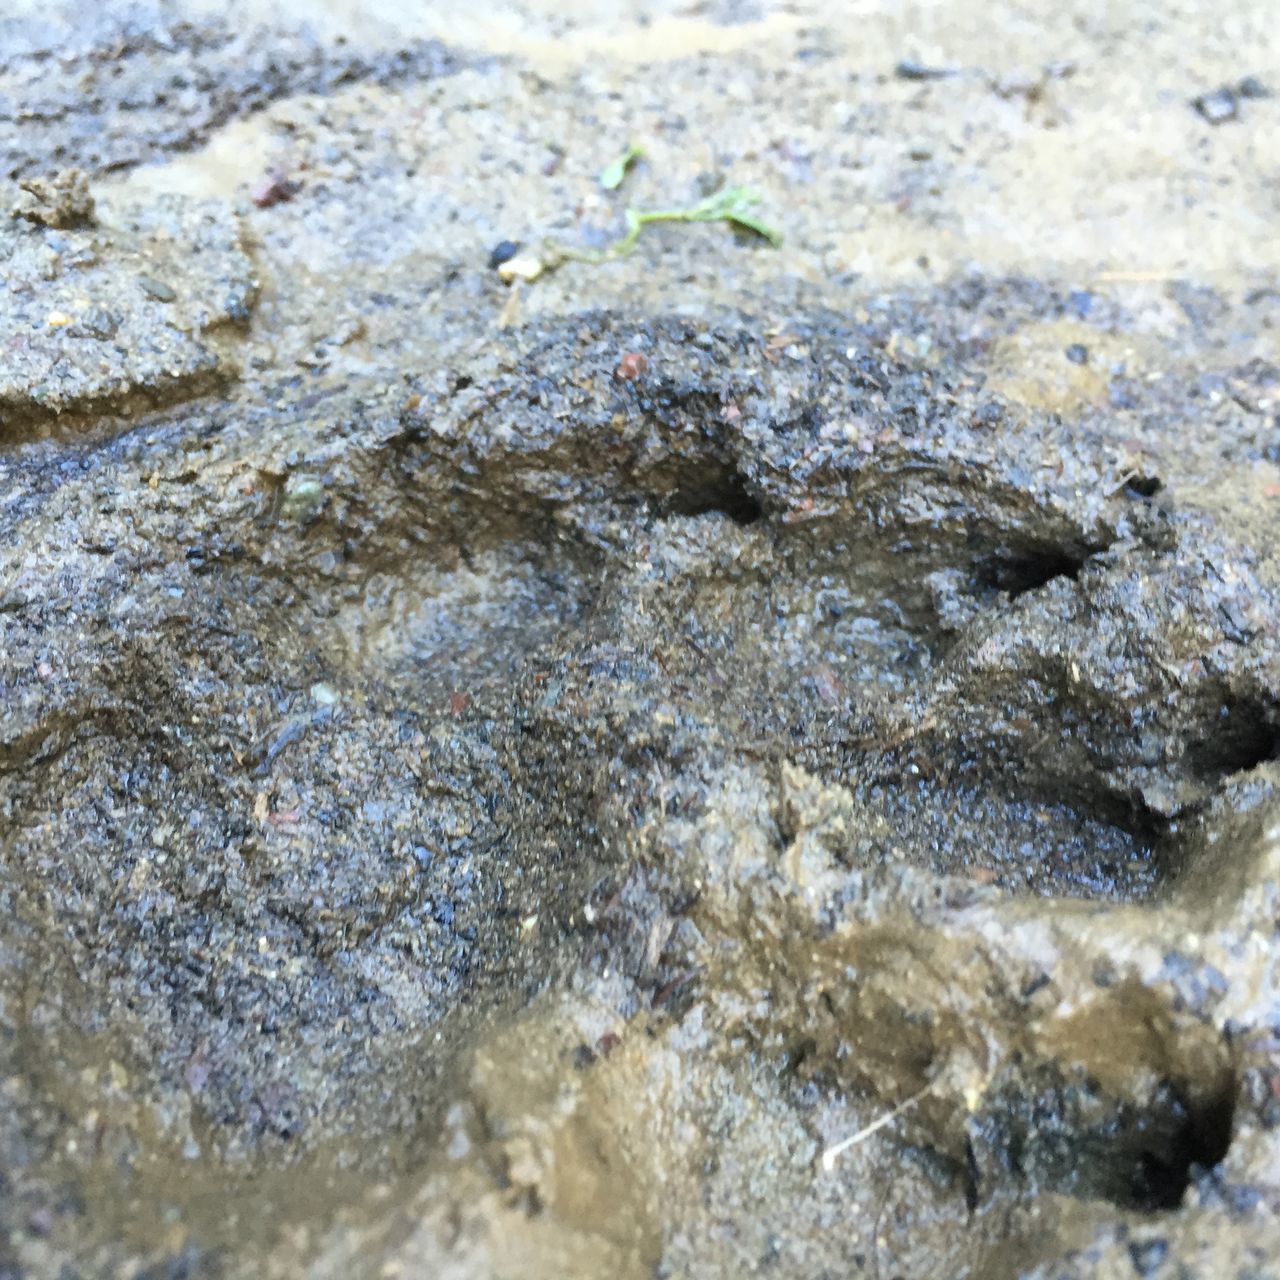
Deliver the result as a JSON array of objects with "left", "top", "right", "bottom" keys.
[
  {"left": 9, "top": 311, "right": 1270, "bottom": 1100},
  {"left": 293, "top": 314, "right": 1278, "bottom": 1237},
  {"left": 5, "top": 308, "right": 1278, "bottom": 1279},
  {"left": 314, "top": 313, "right": 1280, "bottom": 922}
]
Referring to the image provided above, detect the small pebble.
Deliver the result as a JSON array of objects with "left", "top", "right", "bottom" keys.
[
  {"left": 1192, "top": 87, "right": 1239, "bottom": 124},
  {"left": 446, "top": 1125, "right": 470, "bottom": 1160},
  {"left": 76, "top": 306, "right": 118, "bottom": 339},
  {"left": 251, "top": 173, "right": 302, "bottom": 209},
  {"left": 1066, "top": 289, "right": 1094, "bottom": 318},
  {"left": 45, "top": 310, "right": 71, "bottom": 327},
  {"left": 894, "top": 59, "right": 955, "bottom": 81},
  {"left": 496, "top": 253, "right": 544, "bottom": 283},
  {"left": 311, "top": 682, "right": 340, "bottom": 707},
  {"left": 616, "top": 351, "right": 648, "bottom": 381},
  {"left": 280, "top": 474, "right": 326, "bottom": 523},
  {"left": 138, "top": 275, "right": 177, "bottom": 303},
  {"left": 488, "top": 239, "right": 520, "bottom": 270},
  {"left": 1064, "top": 343, "right": 1089, "bottom": 365},
  {"left": 1128, "top": 1238, "right": 1168, "bottom": 1275}
]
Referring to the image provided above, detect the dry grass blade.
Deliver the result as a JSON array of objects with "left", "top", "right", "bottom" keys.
[{"left": 819, "top": 1083, "right": 935, "bottom": 1173}]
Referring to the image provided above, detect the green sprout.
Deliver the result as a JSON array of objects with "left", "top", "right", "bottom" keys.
[
  {"left": 615, "top": 186, "right": 783, "bottom": 251},
  {"left": 545, "top": 186, "right": 782, "bottom": 272},
  {"left": 598, "top": 141, "right": 645, "bottom": 190}
]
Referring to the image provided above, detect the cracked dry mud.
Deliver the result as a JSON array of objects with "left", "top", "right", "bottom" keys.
[{"left": 3, "top": 2, "right": 1280, "bottom": 1278}]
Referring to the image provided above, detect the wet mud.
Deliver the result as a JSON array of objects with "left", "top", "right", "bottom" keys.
[{"left": 2, "top": 2, "right": 1280, "bottom": 1277}]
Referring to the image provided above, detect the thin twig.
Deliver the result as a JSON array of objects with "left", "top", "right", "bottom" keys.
[
  {"left": 843, "top": 713, "right": 937, "bottom": 753},
  {"left": 819, "top": 1083, "right": 935, "bottom": 1172}
]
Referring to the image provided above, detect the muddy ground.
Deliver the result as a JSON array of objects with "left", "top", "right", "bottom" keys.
[{"left": 2, "top": 1, "right": 1280, "bottom": 1276}]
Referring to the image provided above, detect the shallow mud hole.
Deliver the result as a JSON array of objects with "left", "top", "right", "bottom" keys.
[
  {"left": 657, "top": 458, "right": 765, "bottom": 525},
  {"left": 1187, "top": 698, "right": 1280, "bottom": 783},
  {"left": 972, "top": 542, "right": 1099, "bottom": 599},
  {"left": 970, "top": 1059, "right": 1238, "bottom": 1214}
]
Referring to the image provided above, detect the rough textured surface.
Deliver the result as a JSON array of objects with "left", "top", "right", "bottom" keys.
[
  {"left": 0, "top": 3, "right": 460, "bottom": 179},
  {"left": 1, "top": 190, "right": 256, "bottom": 431},
  {"left": 1, "top": 1, "right": 1280, "bottom": 1278}
]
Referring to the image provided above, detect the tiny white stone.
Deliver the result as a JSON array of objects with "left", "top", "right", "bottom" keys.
[
  {"left": 311, "top": 682, "right": 340, "bottom": 707},
  {"left": 497, "top": 254, "right": 545, "bottom": 283}
]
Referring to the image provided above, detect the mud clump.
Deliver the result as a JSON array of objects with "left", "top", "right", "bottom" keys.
[
  {"left": 0, "top": 183, "right": 256, "bottom": 434},
  {"left": 3, "top": 4, "right": 1280, "bottom": 1279},
  {"left": 10, "top": 169, "right": 95, "bottom": 229}
]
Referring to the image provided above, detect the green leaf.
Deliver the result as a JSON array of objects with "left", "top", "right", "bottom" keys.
[
  {"left": 622, "top": 187, "right": 785, "bottom": 246},
  {"left": 722, "top": 208, "right": 783, "bottom": 247},
  {"left": 599, "top": 142, "right": 645, "bottom": 191},
  {"left": 685, "top": 188, "right": 783, "bottom": 245}
]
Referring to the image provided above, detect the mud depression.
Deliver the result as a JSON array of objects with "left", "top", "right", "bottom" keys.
[{"left": 3, "top": 1, "right": 1280, "bottom": 1277}]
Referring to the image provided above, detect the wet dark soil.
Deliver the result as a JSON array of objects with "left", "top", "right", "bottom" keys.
[{"left": 2, "top": 2, "right": 1280, "bottom": 1278}]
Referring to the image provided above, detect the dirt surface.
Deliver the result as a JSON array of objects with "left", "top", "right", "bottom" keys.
[{"left": 2, "top": 2, "right": 1280, "bottom": 1277}]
